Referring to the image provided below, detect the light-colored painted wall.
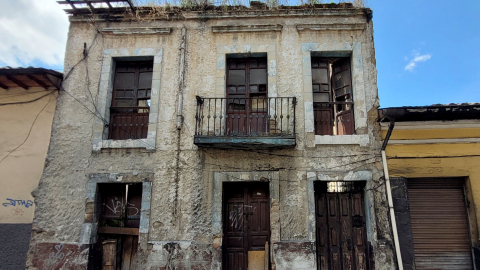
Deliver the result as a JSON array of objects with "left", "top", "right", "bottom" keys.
[
  {"left": 383, "top": 125, "right": 480, "bottom": 245},
  {"left": 0, "top": 88, "right": 57, "bottom": 224}
]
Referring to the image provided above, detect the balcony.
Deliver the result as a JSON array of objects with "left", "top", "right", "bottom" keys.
[{"left": 194, "top": 97, "right": 296, "bottom": 149}]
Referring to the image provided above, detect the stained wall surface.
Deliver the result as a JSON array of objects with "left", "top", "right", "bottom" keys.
[
  {"left": 0, "top": 87, "right": 57, "bottom": 269},
  {"left": 27, "top": 6, "right": 397, "bottom": 270},
  {"left": 383, "top": 121, "right": 480, "bottom": 268}
]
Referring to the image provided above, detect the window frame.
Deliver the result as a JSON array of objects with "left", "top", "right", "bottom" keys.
[
  {"left": 311, "top": 57, "right": 355, "bottom": 136},
  {"left": 302, "top": 42, "right": 369, "bottom": 146},
  {"left": 92, "top": 48, "right": 163, "bottom": 152},
  {"left": 109, "top": 61, "right": 154, "bottom": 140}
]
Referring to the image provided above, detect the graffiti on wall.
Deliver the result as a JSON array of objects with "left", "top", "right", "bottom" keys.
[
  {"left": 2, "top": 198, "right": 34, "bottom": 208},
  {"left": 10, "top": 208, "right": 25, "bottom": 216},
  {"left": 33, "top": 243, "right": 89, "bottom": 270},
  {"left": 229, "top": 205, "right": 256, "bottom": 230}
]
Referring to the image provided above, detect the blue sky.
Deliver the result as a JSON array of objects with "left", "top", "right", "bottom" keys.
[
  {"left": 1, "top": 0, "right": 479, "bottom": 107},
  {"left": 369, "top": 0, "right": 480, "bottom": 107}
]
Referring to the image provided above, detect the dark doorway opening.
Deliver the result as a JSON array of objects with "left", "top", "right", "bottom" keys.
[
  {"left": 314, "top": 181, "right": 368, "bottom": 270},
  {"left": 223, "top": 182, "right": 270, "bottom": 270},
  {"left": 90, "top": 183, "right": 142, "bottom": 270}
]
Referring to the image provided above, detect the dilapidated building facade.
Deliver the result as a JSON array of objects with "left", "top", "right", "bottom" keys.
[{"left": 27, "top": 2, "right": 398, "bottom": 269}]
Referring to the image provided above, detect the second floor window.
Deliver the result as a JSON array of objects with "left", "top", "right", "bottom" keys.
[
  {"left": 226, "top": 57, "right": 268, "bottom": 135},
  {"left": 109, "top": 61, "right": 153, "bottom": 140},
  {"left": 312, "top": 57, "right": 354, "bottom": 135}
]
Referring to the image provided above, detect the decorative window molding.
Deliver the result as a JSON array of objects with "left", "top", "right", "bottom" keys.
[
  {"left": 212, "top": 25, "right": 283, "bottom": 33},
  {"left": 296, "top": 23, "right": 365, "bottom": 32},
  {"left": 102, "top": 27, "right": 172, "bottom": 35},
  {"left": 92, "top": 48, "right": 163, "bottom": 152},
  {"left": 215, "top": 44, "right": 277, "bottom": 99},
  {"left": 302, "top": 42, "right": 369, "bottom": 146}
]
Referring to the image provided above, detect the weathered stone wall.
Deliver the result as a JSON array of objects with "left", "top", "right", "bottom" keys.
[
  {"left": 27, "top": 6, "right": 396, "bottom": 270},
  {"left": 0, "top": 87, "right": 57, "bottom": 270}
]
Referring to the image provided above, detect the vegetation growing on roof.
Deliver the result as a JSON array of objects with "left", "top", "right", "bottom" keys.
[{"left": 131, "top": 0, "right": 365, "bottom": 8}]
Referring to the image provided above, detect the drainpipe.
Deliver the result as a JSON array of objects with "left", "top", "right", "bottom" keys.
[
  {"left": 176, "top": 27, "right": 187, "bottom": 130},
  {"left": 381, "top": 119, "right": 404, "bottom": 270}
]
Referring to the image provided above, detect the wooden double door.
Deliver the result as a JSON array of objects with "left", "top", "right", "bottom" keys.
[
  {"left": 314, "top": 182, "right": 368, "bottom": 270},
  {"left": 223, "top": 182, "right": 270, "bottom": 270}
]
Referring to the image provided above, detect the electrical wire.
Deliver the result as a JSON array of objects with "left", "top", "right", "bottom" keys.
[
  {"left": 0, "top": 93, "right": 54, "bottom": 165},
  {"left": 0, "top": 90, "right": 56, "bottom": 106}
]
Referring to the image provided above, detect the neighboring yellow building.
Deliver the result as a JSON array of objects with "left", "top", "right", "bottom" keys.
[
  {"left": 379, "top": 105, "right": 480, "bottom": 270},
  {"left": 0, "top": 67, "right": 62, "bottom": 269}
]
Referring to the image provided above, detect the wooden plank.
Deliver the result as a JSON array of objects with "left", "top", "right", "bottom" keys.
[
  {"left": 248, "top": 250, "right": 265, "bottom": 270},
  {"left": 102, "top": 240, "right": 117, "bottom": 270},
  {"left": 131, "top": 236, "right": 138, "bottom": 269},
  {"left": 64, "top": 0, "right": 77, "bottom": 10},
  {"left": 58, "top": 0, "right": 130, "bottom": 3},
  {"left": 26, "top": 75, "right": 49, "bottom": 90},
  {"left": 98, "top": 227, "right": 139, "bottom": 235},
  {"left": 6, "top": 75, "right": 28, "bottom": 90},
  {"left": 122, "top": 235, "right": 134, "bottom": 270},
  {"left": 0, "top": 81, "right": 8, "bottom": 90}
]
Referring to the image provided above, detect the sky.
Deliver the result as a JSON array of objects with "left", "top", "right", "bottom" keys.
[{"left": 0, "top": 0, "right": 479, "bottom": 108}]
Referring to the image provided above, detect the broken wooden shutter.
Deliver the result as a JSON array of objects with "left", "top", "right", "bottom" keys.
[
  {"left": 408, "top": 178, "right": 473, "bottom": 269},
  {"left": 312, "top": 58, "right": 333, "bottom": 135},
  {"left": 126, "top": 184, "right": 142, "bottom": 228},
  {"left": 331, "top": 58, "right": 354, "bottom": 135}
]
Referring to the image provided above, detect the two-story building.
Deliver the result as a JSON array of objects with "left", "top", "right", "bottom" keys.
[{"left": 26, "top": 1, "right": 397, "bottom": 269}]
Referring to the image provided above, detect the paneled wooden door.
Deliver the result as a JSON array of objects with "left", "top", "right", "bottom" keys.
[
  {"left": 226, "top": 58, "right": 268, "bottom": 136},
  {"left": 223, "top": 182, "right": 270, "bottom": 270},
  {"left": 315, "top": 182, "right": 368, "bottom": 270}
]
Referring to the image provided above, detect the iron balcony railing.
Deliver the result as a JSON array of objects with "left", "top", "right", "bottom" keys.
[
  {"left": 195, "top": 96, "right": 296, "bottom": 137},
  {"left": 109, "top": 106, "right": 149, "bottom": 140}
]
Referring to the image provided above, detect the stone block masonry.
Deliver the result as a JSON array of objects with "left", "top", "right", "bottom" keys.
[{"left": 26, "top": 4, "right": 396, "bottom": 270}]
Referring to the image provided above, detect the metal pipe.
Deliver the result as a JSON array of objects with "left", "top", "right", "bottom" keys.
[
  {"left": 176, "top": 27, "right": 187, "bottom": 130},
  {"left": 381, "top": 119, "right": 403, "bottom": 270},
  {"left": 381, "top": 120, "right": 395, "bottom": 151}
]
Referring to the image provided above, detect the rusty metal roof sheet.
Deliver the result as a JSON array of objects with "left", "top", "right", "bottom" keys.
[{"left": 378, "top": 104, "right": 480, "bottom": 122}]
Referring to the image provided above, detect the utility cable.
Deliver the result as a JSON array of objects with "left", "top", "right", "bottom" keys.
[{"left": 0, "top": 93, "right": 54, "bottom": 165}]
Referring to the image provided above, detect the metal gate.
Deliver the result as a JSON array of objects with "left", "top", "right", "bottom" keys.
[
  {"left": 223, "top": 182, "right": 270, "bottom": 270},
  {"left": 314, "top": 181, "right": 368, "bottom": 270},
  {"left": 408, "top": 178, "right": 473, "bottom": 269}
]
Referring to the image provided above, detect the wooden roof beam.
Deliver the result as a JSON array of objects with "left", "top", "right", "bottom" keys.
[
  {"left": 26, "top": 75, "right": 49, "bottom": 90},
  {"left": 0, "top": 81, "right": 8, "bottom": 90},
  {"left": 6, "top": 75, "right": 28, "bottom": 90},
  {"left": 64, "top": 0, "right": 77, "bottom": 10},
  {"left": 126, "top": 0, "right": 135, "bottom": 12},
  {"left": 105, "top": 0, "right": 113, "bottom": 9}
]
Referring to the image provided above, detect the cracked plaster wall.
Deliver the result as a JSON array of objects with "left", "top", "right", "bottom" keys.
[{"left": 27, "top": 9, "right": 395, "bottom": 270}]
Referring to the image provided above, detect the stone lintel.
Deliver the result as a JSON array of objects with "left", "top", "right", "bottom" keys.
[
  {"left": 296, "top": 23, "right": 365, "bottom": 31},
  {"left": 212, "top": 24, "right": 283, "bottom": 33},
  {"left": 102, "top": 27, "right": 172, "bottom": 35},
  {"left": 312, "top": 170, "right": 373, "bottom": 181}
]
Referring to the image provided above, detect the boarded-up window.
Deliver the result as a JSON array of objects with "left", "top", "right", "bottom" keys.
[
  {"left": 97, "top": 183, "right": 142, "bottom": 270},
  {"left": 312, "top": 57, "right": 354, "bottom": 135}
]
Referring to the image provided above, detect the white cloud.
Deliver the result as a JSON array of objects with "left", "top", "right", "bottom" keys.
[
  {"left": 405, "top": 53, "right": 431, "bottom": 72},
  {"left": 0, "top": 0, "right": 69, "bottom": 67}
]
